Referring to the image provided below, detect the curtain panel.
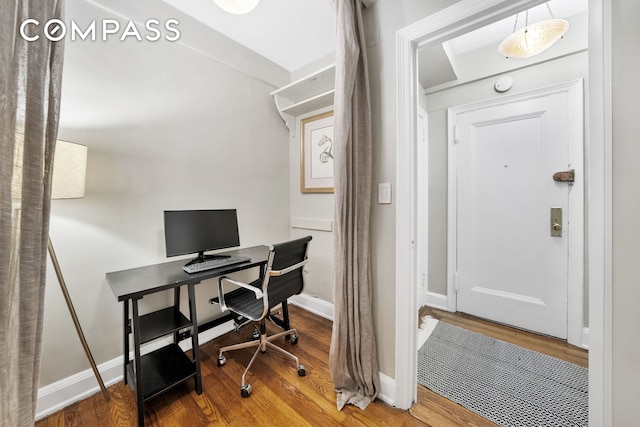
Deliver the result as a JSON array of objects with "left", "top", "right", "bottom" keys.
[
  {"left": 1, "top": 0, "right": 65, "bottom": 425},
  {"left": 328, "top": 0, "right": 380, "bottom": 410}
]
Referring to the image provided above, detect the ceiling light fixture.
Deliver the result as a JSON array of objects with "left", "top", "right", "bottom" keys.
[
  {"left": 213, "top": 0, "right": 259, "bottom": 15},
  {"left": 498, "top": 2, "right": 569, "bottom": 59}
]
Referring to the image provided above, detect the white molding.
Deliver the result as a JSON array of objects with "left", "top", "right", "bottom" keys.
[
  {"left": 416, "top": 106, "right": 429, "bottom": 311},
  {"left": 178, "top": 320, "right": 236, "bottom": 352},
  {"left": 395, "top": 0, "right": 611, "bottom": 414},
  {"left": 35, "top": 354, "right": 123, "bottom": 421},
  {"left": 447, "top": 109, "right": 458, "bottom": 313},
  {"left": 581, "top": 327, "right": 590, "bottom": 350},
  {"left": 289, "top": 293, "right": 334, "bottom": 320},
  {"left": 395, "top": 7, "right": 419, "bottom": 410},
  {"left": 587, "top": 0, "right": 613, "bottom": 424},
  {"left": 290, "top": 218, "right": 333, "bottom": 232},
  {"left": 425, "top": 292, "right": 449, "bottom": 311},
  {"left": 377, "top": 372, "right": 396, "bottom": 407}
]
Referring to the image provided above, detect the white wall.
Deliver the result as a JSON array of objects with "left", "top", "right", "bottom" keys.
[
  {"left": 611, "top": 0, "right": 640, "bottom": 423},
  {"left": 40, "top": 0, "right": 290, "bottom": 386}
]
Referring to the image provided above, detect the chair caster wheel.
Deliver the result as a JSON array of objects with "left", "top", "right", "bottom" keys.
[
  {"left": 297, "top": 365, "right": 306, "bottom": 377},
  {"left": 291, "top": 334, "right": 299, "bottom": 345},
  {"left": 252, "top": 328, "right": 260, "bottom": 340},
  {"left": 217, "top": 355, "right": 227, "bottom": 367},
  {"left": 241, "top": 384, "right": 252, "bottom": 398}
]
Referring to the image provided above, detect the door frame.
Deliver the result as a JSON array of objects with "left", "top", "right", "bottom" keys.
[
  {"left": 394, "top": 1, "right": 612, "bottom": 426},
  {"left": 446, "top": 79, "right": 585, "bottom": 346}
]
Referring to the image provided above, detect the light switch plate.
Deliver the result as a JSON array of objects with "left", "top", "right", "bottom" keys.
[{"left": 378, "top": 183, "right": 391, "bottom": 204}]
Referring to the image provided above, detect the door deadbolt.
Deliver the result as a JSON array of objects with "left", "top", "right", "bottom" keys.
[{"left": 550, "top": 207, "right": 562, "bottom": 237}]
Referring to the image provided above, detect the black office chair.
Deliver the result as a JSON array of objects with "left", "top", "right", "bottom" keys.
[{"left": 213, "top": 236, "right": 312, "bottom": 397}]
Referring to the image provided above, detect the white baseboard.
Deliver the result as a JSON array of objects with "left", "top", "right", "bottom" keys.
[
  {"left": 289, "top": 293, "right": 334, "bottom": 320},
  {"left": 377, "top": 372, "right": 396, "bottom": 406},
  {"left": 178, "top": 320, "right": 236, "bottom": 352},
  {"left": 35, "top": 353, "right": 123, "bottom": 421},
  {"left": 581, "top": 327, "right": 590, "bottom": 350},
  {"left": 425, "top": 291, "right": 450, "bottom": 311}
]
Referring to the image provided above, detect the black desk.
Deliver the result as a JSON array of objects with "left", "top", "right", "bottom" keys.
[{"left": 106, "top": 246, "right": 269, "bottom": 427}]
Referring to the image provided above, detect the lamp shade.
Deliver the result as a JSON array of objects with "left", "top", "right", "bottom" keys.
[
  {"left": 498, "top": 19, "right": 569, "bottom": 59},
  {"left": 51, "top": 140, "right": 87, "bottom": 199},
  {"left": 213, "top": 0, "right": 259, "bottom": 14},
  {"left": 11, "top": 136, "right": 87, "bottom": 201}
]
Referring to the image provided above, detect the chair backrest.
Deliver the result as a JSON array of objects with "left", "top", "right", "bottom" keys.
[{"left": 263, "top": 235, "right": 312, "bottom": 309}]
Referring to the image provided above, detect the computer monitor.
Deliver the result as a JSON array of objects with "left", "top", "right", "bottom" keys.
[{"left": 164, "top": 209, "right": 240, "bottom": 264}]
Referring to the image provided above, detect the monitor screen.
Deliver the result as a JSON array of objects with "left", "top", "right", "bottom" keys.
[{"left": 164, "top": 209, "right": 240, "bottom": 259}]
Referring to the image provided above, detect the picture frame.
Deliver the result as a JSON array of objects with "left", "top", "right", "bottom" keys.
[{"left": 300, "top": 111, "right": 334, "bottom": 193}]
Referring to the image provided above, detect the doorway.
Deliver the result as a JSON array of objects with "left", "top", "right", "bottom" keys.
[{"left": 394, "top": 0, "right": 612, "bottom": 424}]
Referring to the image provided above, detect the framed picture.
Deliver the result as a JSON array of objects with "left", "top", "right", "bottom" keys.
[{"left": 300, "top": 111, "right": 334, "bottom": 193}]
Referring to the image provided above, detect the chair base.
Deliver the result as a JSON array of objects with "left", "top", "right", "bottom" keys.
[{"left": 217, "top": 319, "right": 305, "bottom": 397}]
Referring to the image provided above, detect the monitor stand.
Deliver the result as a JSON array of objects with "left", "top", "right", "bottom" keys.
[{"left": 185, "top": 251, "right": 231, "bottom": 266}]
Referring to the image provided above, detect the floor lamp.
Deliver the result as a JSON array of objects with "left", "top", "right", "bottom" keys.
[{"left": 49, "top": 140, "right": 109, "bottom": 400}]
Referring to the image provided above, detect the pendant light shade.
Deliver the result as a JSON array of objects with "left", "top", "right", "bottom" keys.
[
  {"left": 498, "top": 18, "right": 569, "bottom": 59},
  {"left": 213, "top": 0, "right": 259, "bottom": 15}
]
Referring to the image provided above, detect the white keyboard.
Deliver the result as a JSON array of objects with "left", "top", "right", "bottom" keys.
[{"left": 182, "top": 255, "right": 250, "bottom": 274}]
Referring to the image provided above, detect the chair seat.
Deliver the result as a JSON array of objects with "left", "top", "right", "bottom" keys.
[
  {"left": 223, "top": 281, "right": 264, "bottom": 319},
  {"left": 208, "top": 278, "right": 261, "bottom": 319},
  {"left": 212, "top": 276, "right": 304, "bottom": 320}
]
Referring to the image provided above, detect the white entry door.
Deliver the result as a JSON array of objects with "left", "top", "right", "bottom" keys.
[{"left": 450, "top": 81, "right": 583, "bottom": 339}]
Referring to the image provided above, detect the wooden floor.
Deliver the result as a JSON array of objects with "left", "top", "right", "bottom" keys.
[
  {"left": 35, "top": 306, "right": 588, "bottom": 427},
  {"left": 36, "top": 305, "right": 424, "bottom": 427},
  {"left": 409, "top": 307, "right": 589, "bottom": 427}
]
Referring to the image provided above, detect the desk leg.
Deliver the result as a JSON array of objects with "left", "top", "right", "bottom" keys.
[
  {"left": 123, "top": 299, "right": 129, "bottom": 385},
  {"left": 187, "top": 283, "right": 202, "bottom": 394},
  {"left": 173, "top": 287, "right": 181, "bottom": 343},
  {"left": 131, "top": 298, "right": 145, "bottom": 427}
]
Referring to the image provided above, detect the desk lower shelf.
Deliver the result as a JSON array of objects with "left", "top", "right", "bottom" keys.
[
  {"left": 138, "top": 307, "right": 191, "bottom": 344},
  {"left": 126, "top": 343, "right": 196, "bottom": 401}
]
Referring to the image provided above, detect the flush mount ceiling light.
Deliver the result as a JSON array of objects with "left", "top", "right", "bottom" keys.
[
  {"left": 498, "top": 3, "right": 569, "bottom": 59},
  {"left": 213, "top": 0, "right": 259, "bottom": 15}
]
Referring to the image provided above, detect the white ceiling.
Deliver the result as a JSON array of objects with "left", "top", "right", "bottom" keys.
[
  {"left": 161, "top": 0, "right": 381, "bottom": 72},
  {"left": 162, "top": 0, "right": 337, "bottom": 71},
  {"left": 162, "top": 0, "right": 586, "bottom": 77}
]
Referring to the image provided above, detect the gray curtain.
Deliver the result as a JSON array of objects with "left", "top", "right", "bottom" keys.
[
  {"left": 1, "top": 0, "right": 65, "bottom": 425},
  {"left": 328, "top": 0, "right": 380, "bottom": 410}
]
